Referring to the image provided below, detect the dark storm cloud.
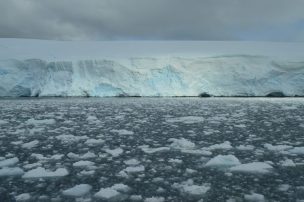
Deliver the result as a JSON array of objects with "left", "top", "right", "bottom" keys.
[{"left": 0, "top": 0, "right": 304, "bottom": 41}]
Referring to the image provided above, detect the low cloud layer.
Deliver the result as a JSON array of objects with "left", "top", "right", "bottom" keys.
[{"left": 0, "top": 0, "right": 304, "bottom": 41}]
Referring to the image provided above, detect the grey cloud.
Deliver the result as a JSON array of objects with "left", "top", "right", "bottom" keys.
[{"left": 0, "top": 0, "right": 303, "bottom": 41}]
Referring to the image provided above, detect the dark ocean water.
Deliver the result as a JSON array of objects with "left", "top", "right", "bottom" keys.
[{"left": 0, "top": 98, "right": 304, "bottom": 202}]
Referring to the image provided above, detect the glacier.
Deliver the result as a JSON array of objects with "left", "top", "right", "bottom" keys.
[{"left": 0, "top": 38, "right": 304, "bottom": 97}]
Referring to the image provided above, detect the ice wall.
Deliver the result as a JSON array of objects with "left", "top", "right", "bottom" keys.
[{"left": 0, "top": 39, "right": 303, "bottom": 97}]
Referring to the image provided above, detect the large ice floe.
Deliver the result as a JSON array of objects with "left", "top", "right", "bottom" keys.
[{"left": 1, "top": 38, "right": 304, "bottom": 97}]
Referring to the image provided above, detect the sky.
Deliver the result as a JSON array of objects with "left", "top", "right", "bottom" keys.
[{"left": 0, "top": 0, "right": 304, "bottom": 41}]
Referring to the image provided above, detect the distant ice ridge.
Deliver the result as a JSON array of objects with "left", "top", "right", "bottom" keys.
[{"left": 0, "top": 39, "right": 304, "bottom": 97}]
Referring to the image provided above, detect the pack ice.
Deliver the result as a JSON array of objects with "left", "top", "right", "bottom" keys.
[{"left": 0, "top": 39, "right": 304, "bottom": 97}]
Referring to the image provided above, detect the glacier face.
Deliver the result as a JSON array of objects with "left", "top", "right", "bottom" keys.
[{"left": 0, "top": 39, "right": 303, "bottom": 97}]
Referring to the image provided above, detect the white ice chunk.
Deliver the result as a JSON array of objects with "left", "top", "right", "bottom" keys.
[
  {"left": 62, "top": 184, "right": 92, "bottom": 197},
  {"left": 105, "top": 148, "right": 123, "bottom": 157},
  {"left": 94, "top": 188, "right": 121, "bottom": 200},
  {"left": 0, "top": 167, "right": 24, "bottom": 177},
  {"left": 26, "top": 118, "right": 55, "bottom": 125},
  {"left": 288, "top": 147, "right": 304, "bottom": 155},
  {"left": 169, "top": 138, "right": 195, "bottom": 149},
  {"left": 264, "top": 143, "right": 293, "bottom": 152},
  {"left": 205, "top": 155, "right": 241, "bottom": 168},
  {"left": 111, "top": 129, "right": 134, "bottom": 135},
  {"left": 73, "top": 160, "right": 95, "bottom": 167},
  {"left": 22, "top": 140, "right": 39, "bottom": 149},
  {"left": 208, "top": 141, "right": 232, "bottom": 150},
  {"left": 22, "top": 167, "right": 69, "bottom": 178},
  {"left": 166, "top": 116, "right": 204, "bottom": 124},
  {"left": 244, "top": 193, "right": 265, "bottom": 201},
  {"left": 144, "top": 197, "right": 165, "bottom": 202},
  {"left": 124, "top": 159, "right": 140, "bottom": 166},
  {"left": 280, "top": 159, "right": 296, "bottom": 167},
  {"left": 85, "top": 138, "right": 105, "bottom": 146},
  {"left": 15, "top": 193, "right": 31, "bottom": 201},
  {"left": 140, "top": 146, "right": 170, "bottom": 154},
  {"left": 230, "top": 162, "right": 273, "bottom": 174},
  {"left": 0, "top": 157, "right": 19, "bottom": 167}
]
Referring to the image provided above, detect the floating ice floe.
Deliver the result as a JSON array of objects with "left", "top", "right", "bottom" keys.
[
  {"left": 169, "top": 138, "right": 195, "bottom": 149},
  {"left": 288, "top": 147, "right": 304, "bottom": 155},
  {"left": 94, "top": 184, "right": 130, "bottom": 200},
  {"left": 0, "top": 167, "right": 24, "bottom": 177},
  {"left": 56, "top": 134, "right": 88, "bottom": 143},
  {"left": 15, "top": 193, "right": 31, "bottom": 201},
  {"left": 124, "top": 159, "right": 140, "bottom": 166},
  {"left": 173, "top": 179, "right": 210, "bottom": 198},
  {"left": 140, "top": 146, "right": 170, "bottom": 154},
  {"left": 264, "top": 143, "right": 293, "bottom": 152},
  {"left": 67, "top": 151, "right": 96, "bottom": 159},
  {"left": 73, "top": 160, "right": 95, "bottom": 167},
  {"left": 0, "top": 157, "right": 19, "bottom": 167},
  {"left": 26, "top": 118, "right": 56, "bottom": 125},
  {"left": 62, "top": 184, "right": 92, "bottom": 197},
  {"left": 0, "top": 120, "right": 8, "bottom": 125},
  {"left": 144, "top": 197, "right": 165, "bottom": 202},
  {"left": 230, "top": 162, "right": 273, "bottom": 174},
  {"left": 30, "top": 153, "right": 64, "bottom": 161},
  {"left": 105, "top": 148, "right": 124, "bottom": 157},
  {"left": 22, "top": 167, "right": 69, "bottom": 178},
  {"left": 208, "top": 141, "right": 232, "bottom": 150},
  {"left": 166, "top": 116, "right": 204, "bottom": 124},
  {"left": 244, "top": 193, "right": 265, "bottom": 201},
  {"left": 124, "top": 165, "right": 145, "bottom": 173},
  {"left": 111, "top": 129, "right": 134, "bottom": 135},
  {"left": 85, "top": 138, "right": 105, "bottom": 146},
  {"left": 94, "top": 188, "right": 121, "bottom": 200},
  {"left": 236, "top": 145, "right": 255, "bottom": 151},
  {"left": 22, "top": 140, "right": 39, "bottom": 149},
  {"left": 205, "top": 155, "right": 241, "bottom": 168},
  {"left": 280, "top": 159, "right": 296, "bottom": 167}
]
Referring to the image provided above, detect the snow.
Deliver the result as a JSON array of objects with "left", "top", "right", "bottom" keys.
[
  {"left": 62, "top": 184, "right": 92, "bottom": 197},
  {"left": 22, "top": 167, "right": 69, "bottom": 178},
  {"left": 230, "top": 162, "right": 273, "bottom": 174},
  {"left": 205, "top": 155, "right": 241, "bottom": 168},
  {"left": 0, "top": 167, "right": 24, "bottom": 177},
  {"left": 0, "top": 157, "right": 19, "bottom": 167},
  {"left": 1, "top": 39, "right": 304, "bottom": 97}
]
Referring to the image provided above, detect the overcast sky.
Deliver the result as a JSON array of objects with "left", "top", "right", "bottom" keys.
[{"left": 0, "top": 0, "right": 304, "bottom": 41}]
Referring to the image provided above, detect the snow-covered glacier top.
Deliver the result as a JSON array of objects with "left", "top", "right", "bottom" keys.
[{"left": 0, "top": 38, "right": 303, "bottom": 97}]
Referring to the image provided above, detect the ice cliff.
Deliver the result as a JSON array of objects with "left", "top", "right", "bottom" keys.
[{"left": 0, "top": 39, "right": 303, "bottom": 97}]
